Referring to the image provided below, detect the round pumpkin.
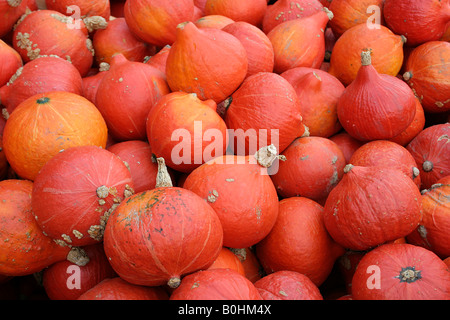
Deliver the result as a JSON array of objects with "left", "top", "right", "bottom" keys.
[
  {"left": 95, "top": 53, "right": 169, "bottom": 141},
  {"left": 0, "top": 39, "right": 22, "bottom": 88},
  {"left": 254, "top": 270, "right": 323, "bottom": 300},
  {"left": 323, "top": 164, "right": 423, "bottom": 251},
  {"left": 329, "top": 132, "right": 365, "bottom": 163},
  {"left": 328, "top": 0, "right": 386, "bottom": 37},
  {"left": 222, "top": 21, "right": 274, "bottom": 78},
  {"left": 349, "top": 140, "right": 421, "bottom": 188},
  {"left": 0, "top": 179, "right": 88, "bottom": 276},
  {"left": 93, "top": 17, "right": 156, "bottom": 65},
  {"left": 224, "top": 72, "right": 304, "bottom": 155},
  {"left": 42, "top": 244, "right": 117, "bottom": 300},
  {"left": 12, "top": 9, "right": 96, "bottom": 76},
  {"left": 328, "top": 23, "right": 406, "bottom": 86},
  {"left": 170, "top": 268, "right": 262, "bottom": 300},
  {"left": 77, "top": 277, "right": 169, "bottom": 300},
  {"left": 255, "top": 197, "right": 345, "bottom": 286},
  {"left": 262, "top": 0, "right": 324, "bottom": 34},
  {"left": 336, "top": 50, "right": 417, "bottom": 141},
  {"left": 207, "top": 247, "right": 246, "bottom": 277},
  {"left": 124, "top": 0, "right": 195, "bottom": 47},
  {"left": 0, "top": 0, "right": 29, "bottom": 38},
  {"left": 271, "top": 136, "right": 346, "bottom": 202},
  {"left": 406, "top": 176, "right": 450, "bottom": 258},
  {"left": 146, "top": 91, "right": 229, "bottom": 173},
  {"left": 0, "top": 55, "right": 84, "bottom": 114},
  {"left": 351, "top": 243, "right": 450, "bottom": 300},
  {"left": 107, "top": 140, "right": 163, "bottom": 194},
  {"left": 402, "top": 41, "right": 450, "bottom": 113},
  {"left": 281, "top": 67, "right": 345, "bottom": 138},
  {"left": 2, "top": 91, "right": 108, "bottom": 181},
  {"left": 103, "top": 185, "right": 223, "bottom": 288},
  {"left": 183, "top": 149, "right": 279, "bottom": 248},
  {"left": 406, "top": 123, "right": 450, "bottom": 190},
  {"left": 194, "top": 14, "right": 235, "bottom": 29},
  {"left": 383, "top": 0, "right": 450, "bottom": 47},
  {"left": 267, "top": 8, "right": 332, "bottom": 74},
  {"left": 204, "top": 0, "right": 267, "bottom": 27},
  {"left": 165, "top": 21, "right": 248, "bottom": 104},
  {"left": 32, "top": 145, "right": 134, "bottom": 247}
]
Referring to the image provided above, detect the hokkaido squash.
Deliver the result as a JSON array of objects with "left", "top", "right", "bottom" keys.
[
  {"left": 103, "top": 161, "right": 223, "bottom": 288},
  {"left": 406, "top": 123, "right": 450, "bottom": 190},
  {"left": 170, "top": 268, "right": 262, "bottom": 300},
  {"left": 352, "top": 243, "right": 450, "bottom": 300},
  {"left": 183, "top": 146, "right": 279, "bottom": 248},
  {"left": 407, "top": 176, "right": 450, "bottom": 258},
  {"left": 323, "top": 164, "right": 423, "bottom": 251},
  {"left": 271, "top": 136, "right": 346, "bottom": 202},
  {"left": 256, "top": 197, "right": 345, "bottom": 286},
  {"left": 0, "top": 179, "right": 89, "bottom": 276},
  {"left": 2, "top": 92, "right": 108, "bottom": 181},
  {"left": 254, "top": 270, "right": 323, "bottom": 300},
  {"left": 204, "top": 0, "right": 267, "bottom": 27},
  {"left": 0, "top": 39, "right": 22, "bottom": 88},
  {"left": 32, "top": 145, "right": 134, "bottom": 247},
  {"left": 78, "top": 277, "right": 169, "bottom": 300},
  {"left": 165, "top": 21, "right": 248, "bottom": 104},
  {"left": 42, "top": 244, "right": 117, "bottom": 300}
]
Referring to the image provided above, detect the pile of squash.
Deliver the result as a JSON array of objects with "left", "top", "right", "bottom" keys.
[{"left": 0, "top": 0, "right": 449, "bottom": 301}]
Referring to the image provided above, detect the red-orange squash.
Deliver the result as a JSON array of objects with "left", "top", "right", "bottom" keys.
[
  {"left": 328, "top": 23, "right": 405, "bottom": 86},
  {"left": 207, "top": 247, "right": 246, "bottom": 277},
  {"left": 81, "top": 62, "right": 110, "bottom": 104},
  {"left": 107, "top": 140, "right": 162, "bottom": 194},
  {"left": 0, "top": 179, "right": 88, "bottom": 276},
  {"left": 42, "top": 244, "right": 117, "bottom": 300},
  {"left": 204, "top": 0, "right": 267, "bottom": 27},
  {"left": 329, "top": 0, "right": 385, "bottom": 37},
  {"left": 0, "top": 55, "right": 83, "bottom": 114},
  {"left": 0, "top": 0, "right": 29, "bottom": 38},
  {"left": 406, "top": 123, "right": 450, "bottom": 190},
  {"left": 402, "top": 41, "right": 450, "bottom": 113},
  {"left": 254, "top": 270, "right": 323, "bottom": 300},
  {"left": 267, "top": 9, "right": 332, "bottom": 74},
  {"left": 224, "top": 72, "right": 304, "bottom": 155},
  {"left": 222, "top": 21, "right": 274, "bottom": 78},
  {"left": 336, "top": 50, "right": 416, "bottom": 141},
  {"left": 95, "top": 53, "right": 169, "bottom": 141},
  {"left": 230, "top": 248, "right": 263, "bottom": 283},
  {"left": 194, "top": 14, "right": 235, "bottom": 29},
  {"left": 93, "top": 17, "right": 156, "bottom": 65},
  {"left": 12, "top": 9, "right": 97, "bottom": 76},
  {"left": 271, "top": 136, "right": 346, "bottom": 202},
  {"left": 351, "top": 243, "right": 450, "bottom": 300},
  {"left": 183, "top": 150, "right": 279, "bottom": 248},
  {"left": 78, "top": 277, "right": 169, "bottom": 300},
  {"left": 323, "top": 164, "right": 423, "bottom": 251},
  {"left": 32, "top": 145, "right": 134, "bottom": 247},
  {"left": 262, "top": 0, "right": 324, "bottom": 34},
  {"left": 144, "top": 44, "right": 171, "bottom": 76},
  {"left": 2, "top": 91, "right": 108, "bottom": 181},
  {"left": 124, "top": 0, "right": 195, "bottom": 47},
  {"left": 281, "top": 67, "right": 345, "bottom": 138},
  {"left": 329, "top": 132, "right": 365, "bottom": 163},
  {"left": 146, "top": 91, "right": 228, "bottom": 173},
  {"left": 165, "top": 21, "right": 248, "bottom": 104},
  {"left": 407, "top": 176, "right": 450, "bottom": 258},
  {"left": 0, "top": 39, "right": 22, "bottom": 88},
  {"left": 103, "top": 186, "right": 223, "bottom": 288},
  {"left": 383, "top": 0, "right": 450, "bottom": 47},
  {"left": 170, "top": 268, "right": 263, "bottom": 300},
  {"left": 256, "top": 197, "right": 345, "bottom": 286},
  {"left": 388, "top": 98, "right": 425, "bottom": 147},
  {"left": 349, "top": 140, "right": 421, "bottom": 188},
  {"left": 45, "top": 0, "right": 110, "bottom": 19}
]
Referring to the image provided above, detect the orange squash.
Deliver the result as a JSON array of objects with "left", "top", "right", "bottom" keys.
[
  {"left": 0, "top": 179, "right": 89, "bottom": 276},
  {"left": 204, "top": 0, "right": 267, "bottom": 27},
  {"left": 2, "top": 91, "right": 108, "bottom": 181},
  {"left": 165, "top": 21, "right": 248, "bottom": 103},
  {"left": 328, "top": 23, "right": 405, "bottom": 86},
  {"left": 267, "top": 8, "right": 333, "bottom": 74}
]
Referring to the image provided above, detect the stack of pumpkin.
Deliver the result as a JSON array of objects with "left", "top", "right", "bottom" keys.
[{"left": 0, "top": 0, "right": 449, "bottom": 301}]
